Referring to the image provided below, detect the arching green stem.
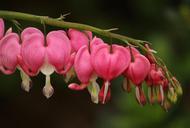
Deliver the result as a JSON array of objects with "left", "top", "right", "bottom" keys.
[{"left": 0, "top": 10, "right": 145, "bottom": 46}]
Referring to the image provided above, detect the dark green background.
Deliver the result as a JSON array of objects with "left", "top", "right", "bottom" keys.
[{"left": 0, "top": 0, "right": 189, "bottom": 128}]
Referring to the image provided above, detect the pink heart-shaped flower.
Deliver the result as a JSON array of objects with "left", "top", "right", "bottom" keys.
[
  {"left": 0, "top": 33, "right": 20, "bottom": 74},
  {"left": 91, "top": 44, "right": 131, "bottom": 104},
  {"left": 46, "top": 30, "right": 71, "bottom": 74},
  {"left": 68, "top": 45, "right": 94, "bottom": 90},
  {"left": 91, "top": 44, "right": 131, "bottom": 80},
  {"left": 124, "top": 54, "right": 150, "bottom": 85},
  {"left": 74, "top": 45, "right": 93, "bottom": 84},
  {"left": 18, "top": 32, "right": 45, "bottom": 76}
]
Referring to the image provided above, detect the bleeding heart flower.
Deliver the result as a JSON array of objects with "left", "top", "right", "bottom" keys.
[
  {"left": 124, "top": 47, "right": 150, "bottom": 85},
  {"left": 64, "top": 29, "right": 93, "bottom": 83},
  {"left": 0, "top": 33, "right": 20, "bottom": 74},
  {"left": 122, "top": 47, "right": 140, "bottom": 93},
  {"left": 70, "top": 37, "right": 104, "bottom": 86},
  {"left": 68, "top": 37, "right": 104, "bottom": 103},
  {"left": 124, "top": 47, "right": 150, "bottom": 105},
  {"left": 91, "top": 44, "right": 131, "bottom": 104},
  {"left": 146, "top": 64, "right": 165, "bottom": 105},
  {"left": 72, "top": 46, "right": 93, "bottom": 86},
  {"left": 0, "top": 20, "right": 32, "bottom": 92},
  {"left": 68, "top": 45, "right": 100, "bottom": 103},
  {"left": 0, "top": 31, "right": 32, "bottom": 92},
  {"left": 68, "top": 29, "right": 92, "bottom": 52},
  {"left": 19, "top": 28, "right": 72, "bottom": 98},
  {"left": 18, "top": 31, "right": 46, "bottom": 76},
  {"left": 46, "top": 30, "right": 71, "bottom": 74}
]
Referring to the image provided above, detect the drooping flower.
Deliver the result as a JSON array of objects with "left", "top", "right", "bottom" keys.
[
  {"left": 18, "top": 29, "right": 46, "bottom": 76},
  {"left": 124, "top": 47, "right": 150, "bottom": 105},
  {"left": 64, "top": 29, "right": 92, "bottom": 82},
  {"left": 0, "top": 20, "right": 32, "bottom": 92},
  {"left": 91, "top": 44, "right": 131, "bottom": 104},
  {"left": 18, "top": 27, "right": 72, "bottom": 98},
  {"left": 69, "top": 46, "right": 93, "bottom": 90},
  {"left": 68, "top": 37, "right": 104, "bottom": 103},
  {"left": 46, "top": 30, "right": 71, "bottom": 74},
  {"left": 0, "top": 33, "right": 20, "bottom": 74},
  {"left": 146, "top": 64, "right": 165, "bottom": 104}
]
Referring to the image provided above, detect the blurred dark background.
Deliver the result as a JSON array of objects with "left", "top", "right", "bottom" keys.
[{"left": 0, "top": 0, "right": 190, "bottom": 128}]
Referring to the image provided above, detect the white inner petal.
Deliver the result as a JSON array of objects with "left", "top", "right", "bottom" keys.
[
  {"left": 40, "top": 62, "right": 55, "bottom": 75},
  {"left": 43, "top": 75, "right": 54, "bottom": 99},
  {"left": 18, "top": 67, "right": 32, "bottom": 92},
  {"left": 103, "top": 81, "right": 109, "bottom": 104},
  {"left": 88, "top": 77, "right": 100, "bottom": 104}
]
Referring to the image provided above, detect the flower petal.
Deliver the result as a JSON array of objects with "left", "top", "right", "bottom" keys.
[
  {"left": 0, "top": 33, "right": 20, "bottom": 74},
  {"left": 46, "top": 30, "right": 71, "bottom": 74},
  {"left": 19, "top": 33, "right": 45, "bottom": 76}
]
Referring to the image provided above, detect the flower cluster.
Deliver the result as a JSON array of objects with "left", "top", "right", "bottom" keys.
[{"left": 0, "top": 19, "right": 182, "bottom": 109}]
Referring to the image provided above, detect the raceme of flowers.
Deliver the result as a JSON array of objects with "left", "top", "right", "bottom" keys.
[{"left": 0, "top": 19, "right": 182, "bottom": 109}]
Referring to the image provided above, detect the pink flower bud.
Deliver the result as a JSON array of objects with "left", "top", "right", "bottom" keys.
[
  {"left": 146, "top": 64, "right": 165, "bottom": 105},
  {"left": 146, "top": 64, "right": 164, "bottom": 86}
]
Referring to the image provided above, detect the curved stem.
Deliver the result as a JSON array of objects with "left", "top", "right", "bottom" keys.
[{"left": 0, "top": 10, "right": 146, "bottom": 47}]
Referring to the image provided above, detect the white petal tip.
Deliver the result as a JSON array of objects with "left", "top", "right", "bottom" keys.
[
  {"left": 42, "top": 85, "right": 54, "bottom": 99},
  {"left": 21, "top": 81, "right": 32, "bottom": 92},
  {"left": 91, "top": 97, "right": 99, "bottom": 104}
]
